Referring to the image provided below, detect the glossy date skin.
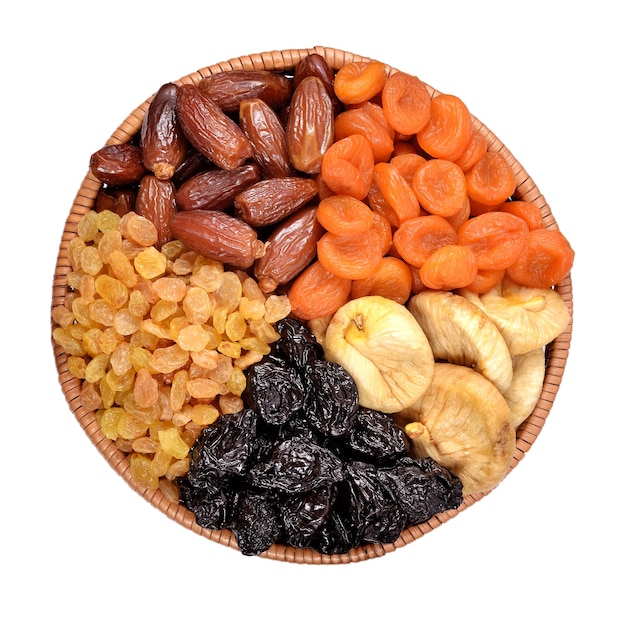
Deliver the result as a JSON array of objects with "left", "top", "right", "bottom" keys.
[
  {"left": 254, "top": 205, "right": 324, "bottom": 293},
  {"left": 140, "top": 82, "right": 188, "bottom": 180},
  {"left": 175, "top": 83, "right": 253, "bottom": 171}
]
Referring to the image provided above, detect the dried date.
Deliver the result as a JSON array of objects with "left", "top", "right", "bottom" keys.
[
  {"left": 198, "top": 70, "right": 292, "bottom": 112},
  {"left": 169, "top": 209, "right": 265, "bottom": 269},
  {"left": 239, "top": 98, "right": 294, "bottom": 179},
  {"left": 234, "top": 177, "right": 318, "bottom": 228},
  {"left": 140, "top": 82, "right": 188, "bottom": 180},
  {"left": 176, "top": 163, "right": 261, "bottom": 212},
  {"left": 254, "top": 205, "right": 324, "bottom": 293},
  {"left": 176, "top": 83, "right": 253, "bottom": 170},
  {"left": 286, "top": 76, "right": 334, "bottom": 175},
  {"left": 89, "top": 143, "right": 146, "bottom": 186},
  {"left": 135, "top": 174, "right": 176, "bottom": 249}
]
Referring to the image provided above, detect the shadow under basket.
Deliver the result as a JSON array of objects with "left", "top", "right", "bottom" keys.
[{"left": 50, "top": 46, "right": 574, "bottom": 564}]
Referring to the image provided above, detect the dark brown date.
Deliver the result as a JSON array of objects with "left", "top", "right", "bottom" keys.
[
  {"left": 286, "top": 76, "right": 334, "bottom": 175},
  {"left": 176, "top": 163, "right": 261, "bottom": 212},
  {"left": 89, "top": 143, "right": 146, "bottom": 186},
  {"left": 171, "top": 150, "right": 212, "bottom": 187},
  {"left": 239, "top": 98, "right": 294, "bottom": 179},
  {"left": 135, "top": 174, "right": 177, "bottom": 249},
  {"left": 234, "top": 177, "right": 318, "bottom": 228},
  {"left": 140, "top": 82, "right": 188, "bottom": 180},
  {"left": 94, "top": 187, "right": 136, "bottom": 217},
  {"left": 176, "top": 83, "right": 253, "bottom": 171},
  {"left": 169, "top": 210, "right": 265, "bottom": 269},
  {"left": 254, "top": 205, "right": 324, "bottom": 293},
  {"left": 293, "top": 53, "right": 342, "bottom": 116},
  {"left": 197, "top": 70, "right": 292, "bottom": 113}
]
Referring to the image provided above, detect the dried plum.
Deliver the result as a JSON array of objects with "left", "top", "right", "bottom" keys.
[
  {"left": 242, "top": 359, "right": 305, "bottom": 426},
  {"left": 379, "top": 456, "right": 464, "bottom": 527},
  {"left": 304, "top": 359, "right": 359, "bottom": 437},
  {"left": 274, "top": 317, "right": 324, "bottom": 368},
  {"left": 343, "top": 461, "right": 407, "bottom": 545},
  {"left": 248, "top": 436, "right": 344, "bottom": 493},
  {"left": 231, "top": 491, "right": 280, "bottom": 556},
  {"left": 345, "top": 408, "right": 410, "bottom": 463},
  {"left": 178, "top": 479, "right": 231, "bottom": 529},
  {"left": 277, "top": 486, "right": 334, "bottom": 548},
  {"left": 186, "top": 409, "right": 257, "bottom": 491}
]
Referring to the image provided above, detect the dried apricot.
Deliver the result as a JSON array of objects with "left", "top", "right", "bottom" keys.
[
  {"left": 417, "top": 94, "right": 473, "bottom": 161},
  {"left": 381, "top": 71, "right": 431, "bottom": 135},
  {"left": 320, "top": 133, "right": 375, "bottom": 200},
  {"left": 390, "top": 152, "right": 427, "bottom": 183},
  {"left": 457, "top": 211, "right": 529, "bottom": 270},
  {"left": 506, "top": 228, "right": 574, "bottom": 288},
  {"left": 334, "top": 61, "right": 388, "bottom": 105},
  {"left": 316, "top": 195, "right": 374, "bottom": 235},
  {"left": 287, "top": 260, "right": 352, "bottom": 320},
  {"left": 334, "top": 105, "right": 394, "bottom": 163},
  {"left": 462, "top": 268, "right": 506, "bottom": 294},
  {"left": 350, "top": 256, "right": 413, "bottom": 304},
  {"left": 393, "top": 215, "right": 458, "bottom": 268},
  {"left": 317, "top": 227, "right": 383, "bottom": 280},
  {"left": 419, "top": 244, "right": 478, "bottom": 291},
  {"left": 453, "top": 130, "right": 488, "bottom": 172},
  {"left": 371, "top": 211, "right": 393, "bottom": 255},
  {"left": 411, "top": 158, "right": 468, "bottom": 218},
  {"left": 500, "top": 200, "right": 544, "bottom": 230},
  {"left": 465, "top": 151, "right": 516, "bottom": 207},
  {"left": 372, "top": 162, "right": 421, "bottom": 224}
]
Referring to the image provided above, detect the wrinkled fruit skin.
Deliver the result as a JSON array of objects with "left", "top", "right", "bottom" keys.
[
  {"left": 89, "top": 143, "right": 146, "bottom": 187},
  {"left": 179, "top": 317, "right": 464, "bottom": 556},
  {"left": 169, "top": 209, "right": 265, "bottom": 269},
  {"left": 135, "top": 174, "right": 176, "bottom": 249}
]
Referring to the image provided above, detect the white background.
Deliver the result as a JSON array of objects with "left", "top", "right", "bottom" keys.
[{"left": 3, "top": 1, "right": 624, "bottom": 624}]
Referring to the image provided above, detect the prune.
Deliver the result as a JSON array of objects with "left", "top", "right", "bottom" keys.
[
  {"left": 345, "top": 408, "right": 409, "bottom": 463},
  {"left": 304, "top": 360, "right": 359, "bottom": 438},
  {"left": 379, "top": 456, "right": 464, "bottom": 527},
  {"left": 313, "top": 494, "right": 360, "bottom": 555},
  {"left": 178, "top": 479, "right": 231, "bottom": 530},
  {"left": 186, "top": 409, "right": 257, "bottom": 491},
  {"left": 248, "top": 436, "right": 343, "bottom": 494},
  {"left": 343, "top": 461, "right": 407, "bottom": 545},
  {"left": 231, "top": 491, "right": 280, "bottom": 556},
  {"left": 274, "top": 317, "right": 324, "bottom": 369},
  {"left": 242, "top": 360, "right": 305, "bottom": 426},
  {"left": 277, "top": 486, "right": 334, "bottom": 548}
]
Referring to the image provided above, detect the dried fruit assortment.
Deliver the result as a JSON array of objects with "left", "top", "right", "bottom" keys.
[{"left": 53, "top": 52, "right": 574, "bottom": 558}]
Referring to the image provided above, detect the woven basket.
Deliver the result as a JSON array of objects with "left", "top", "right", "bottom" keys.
[{"left": 51, "top": 46, "right": 573, "bottom": 564}]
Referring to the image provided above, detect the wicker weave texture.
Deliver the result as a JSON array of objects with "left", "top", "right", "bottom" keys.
[{"left": 51, "top": 46, "right": 573, "bottom": 564}]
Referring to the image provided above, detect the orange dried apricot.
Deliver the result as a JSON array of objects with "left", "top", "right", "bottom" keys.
[
  {"left": 462, "top": 268, "right": 506, "bottom": 294},
  {"left": 393, "top": 214, "right": 458, "bottom": 268},
  {"left": 350, "top": 256, "right": 413, "bottom": 304},
  {"left": 320, "top": 133, "right": 374, "bottom": 200},
  {"left": 381, "top": 71, "right": 432, "bottom": 135},
  {"left": 371, "top": 211, "right": 393, "bottom": 255},
  {"left": 457, "top": 211, "right": 529, "bottom": 270},
  {"left": 334, "top": 61, "right": 388, "bottom": 105},
  {"left": 390, "top": 152, "right": 428, "bottom": 183},
  {"left": 317, "top": 227, "right": 383, "bottom": 280},
  {"left": 417, "top": 94, "right": 473, "bottom": 161},
  {"left": 411, "top": 158, "right": 468, "bottom": 218},
  {"left": 316, "top": 195, "right": 374, "bottom": 235},
  {"left": 506, "top": 228, "right": 574, "bottom": 288},
  {"left": 465, "top": 151, "right": 516, "bottom": 207},
  {"left": 372, "top": 162, "right": 422, "bottom": 224},
  {"left": 453, "top": 130, "right": 488, "bottom": 172},
  {"left": 334, "top": 105, "right": 395, "bottom": 163},
  {"left": 500, "top": 200, "right": 544, "bottom": 230},
  {"left": 419, "top": 244, "right": 478, "bottom": 291},
  {"left": 287, "top": 260, "right": 352, "bottom": 320}
]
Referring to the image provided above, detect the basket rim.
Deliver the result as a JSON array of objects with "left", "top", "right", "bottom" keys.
[{"left": 51, "top": 46, "right": 573, "bottom": 565}]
